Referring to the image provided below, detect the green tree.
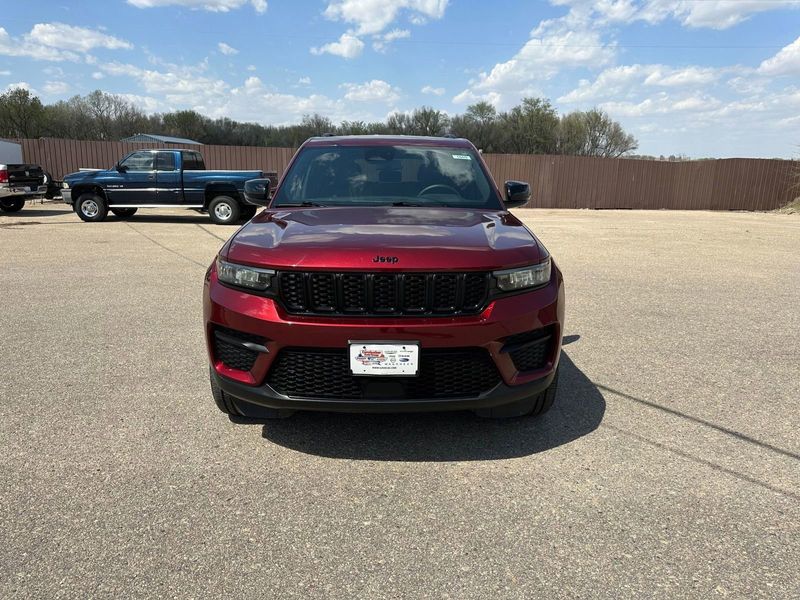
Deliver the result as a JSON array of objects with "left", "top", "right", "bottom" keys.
[
  {"left": 498, "top": 97, "right": 560, "bottom": 154},
  {"left": 162, "top": 110, "right": 209, "bottom": 141},
  {"left": 451, "top": 101, "right": 499, "bottom": 151},
  {"left": 410, "top": 106, "right": 450, "bottom": 136},
  {"left": 0, "top": 87, "right": 45, "bottom": 138}
]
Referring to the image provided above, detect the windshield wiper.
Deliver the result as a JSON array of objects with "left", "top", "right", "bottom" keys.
[
  {"left": 391, "top": 201, "right": 448, "bottom": 207},
  {"left": 274, "top": 202, "right": 327, "bottom": 207}
]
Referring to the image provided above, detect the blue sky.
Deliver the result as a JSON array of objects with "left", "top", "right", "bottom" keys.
[{"left": 1, "top": 0, "right": 799, "bottom": 158}]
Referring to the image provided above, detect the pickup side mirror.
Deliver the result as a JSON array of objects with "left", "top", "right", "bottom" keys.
[
  {"left": 504, "top": 180, "right": 530, "bottom": 209},
  {"left": 115, "top": 163, "right": 128, "bottom": 173},
  {"left": 243, "top": 178, "right": 271, "bottom": 206}
]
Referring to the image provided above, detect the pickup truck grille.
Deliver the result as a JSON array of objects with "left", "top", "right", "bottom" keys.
[{"left": 277, "top": 271, "right": 490, "bottom": 317}]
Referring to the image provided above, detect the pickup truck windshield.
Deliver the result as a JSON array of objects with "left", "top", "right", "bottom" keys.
[{"left": 273, "top": 145, "right": 502, "bottom": 209}]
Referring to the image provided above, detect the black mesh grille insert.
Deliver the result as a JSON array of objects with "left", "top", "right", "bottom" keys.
[
  {"left": 213, "top": 327, "right": 264, "bottom": 372},
  {"left": 503, "top": 327, "right": 553, "bottom": 372},
  {"left": 278, "top": 271, "right": 490, "bottom": 317},
  {"left": 267, "top": 347, "right": 500, "bottom": 399}
]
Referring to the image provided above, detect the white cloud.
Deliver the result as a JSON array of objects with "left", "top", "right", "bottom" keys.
[
  {"left": 91, "top": 71, "right": 105, "bottom": 79},
  {"left": 0, "top": 70, "right": 10, "bottom": 76},
  {"left": 5, "top": 81, "right": 31, "bottom": 92},
  {"left": 246, "top": 64, "right": 257, "bottom": 71},
  {"left": 310, "top": 32, "right": 365, "bottom": 59},
  {"left": 117, "top": 93, "right": 165, "bottom": 113},
  {"left": 99, "top": 60, "right": 228, "bottom": 104},
  {"left": 559, "top": 64, "right": 722, "bottom": 103},
  {"left": 454, "top": 17, "right": 615, "bottom": 107},
  {"left": 421, "top": 85, "right": 445, "bottom": 96},
  {"left": 600, "top": 93, "right": 723, "bottom": 118},
  {"left": 758, "top": 35, "right": 800, "bottom": 76},
  {"left": 552, "top": 0, "right": 800, "bottom": 30},
  {"left": 322, "top": 0, "right": 448, "bottom": 35},
  {"left": 42, "top": 81, "right": 70, "bottom": 95},
  {"left": 298, "top": 76, "right": 312, "bottom": 85},
  {"left": 644, "top": 65, "right": 719, "bottom": 87},
  {"left": 27, "top": 23, "right": 132, "bottom": 52},
  {"left": 127, "top": 0, "right": 267, "bottom": 13},
  {"left": 373, "top": 28, "right": 410, "bottom": 52},
  {"left": 202, "top": 75, "right": 378, "bottom": 125},
  {"left": 0, "top": 24, "right": 131, "bottom": 62},
  {"left": 217, "top": 42, "right": 239, "bottom": 55},
  {"left": 340, "top": 79, "right": 401, "bottom": 103}
]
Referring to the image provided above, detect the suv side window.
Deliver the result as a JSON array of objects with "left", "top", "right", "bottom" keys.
[
  {"left": 155, "top": 152, "right": 176, "bottom": 171},
  {"left": 120, "top": 151, "right": 155, "bottom": 172}
]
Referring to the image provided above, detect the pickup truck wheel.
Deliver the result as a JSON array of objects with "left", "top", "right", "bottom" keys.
[
  {"left": 75, "top": 193, "right": 108, "bottom": 222},
  {"left": 0, "top": 198, "right": 25, "bottom": 212},
  {"left": 474, "top": 367, "right": 560, "bottom": 419},
  {"left": 111, "top": 207, "right": 138, "bottom": 218},
  {"left": 43, "top": 171, "right": 58, "bottom": 200},
  {"left": 208, "top": 196, "right": 240, "bottom": 225}
]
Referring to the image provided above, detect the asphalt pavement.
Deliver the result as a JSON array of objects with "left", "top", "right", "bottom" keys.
[{"left": 1, "top": 204, "right": 798, "bottom": 599}]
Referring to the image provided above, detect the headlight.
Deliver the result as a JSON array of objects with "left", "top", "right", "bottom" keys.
[
  {"left": 494, "top": 258, "right": 551, "bottom": 291},
  {"left": 216, "top": 258, "right": 274, "bottom": 291},
  {"left": 61, "top": 182, "right": 70, "bottom": 189}
]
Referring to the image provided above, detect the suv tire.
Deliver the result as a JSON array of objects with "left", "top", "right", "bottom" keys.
[
  {"left": 75, "top": 193, "right": 108, "bottom": 222},
  {"left": 208, "top": 195, "right": 240, "bottom": 225},
  {"left": 111, "top": 207, "right": 138, "bottom": 218},
  {"left": 0, "top": 198, "right": 25, "bottom": 212},
  {"left": 240, "top": 205, "right": 258, "bottom": 221},
  {"left": 210, "top": 368, "right": 293, "bottom": 421},
  {"left": 475, "top": 367, "right": 560, "bottom": 419}
]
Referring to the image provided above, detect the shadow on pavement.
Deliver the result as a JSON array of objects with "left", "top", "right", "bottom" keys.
[
  {"left": 1, "top": 207, "right": 73, "bottom": 218},
  {"left": 260, "top": 351, "right": 604, "bottom": 461}
]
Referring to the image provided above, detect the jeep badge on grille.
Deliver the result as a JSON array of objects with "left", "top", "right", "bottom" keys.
[{"left": 373, "top": 256, "right": 399, "bottom": 263}]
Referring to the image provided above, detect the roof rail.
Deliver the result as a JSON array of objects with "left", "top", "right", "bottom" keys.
[
  {"left": 321, "top": 132, "right": 336, "bottom": 137},
  {"left": 442, "top": 133, "right": 458, "bottom": 138}
]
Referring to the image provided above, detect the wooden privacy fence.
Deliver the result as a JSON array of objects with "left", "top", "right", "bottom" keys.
[{"left": 17, "top": 138, "right": 797, "bottom": 211}]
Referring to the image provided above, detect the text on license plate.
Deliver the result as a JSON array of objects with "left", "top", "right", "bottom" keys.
[{"left": 349, "top": 343, "right": 419, "bottom": 376}]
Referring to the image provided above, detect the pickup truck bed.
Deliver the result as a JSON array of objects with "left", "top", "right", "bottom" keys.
[{"left": 0, "top": 163, "right": 48, "bottom": 213}]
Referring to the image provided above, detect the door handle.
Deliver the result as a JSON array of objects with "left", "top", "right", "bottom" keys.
[{"left": 147, "top": 175, "right": 155, "bottom": 180}]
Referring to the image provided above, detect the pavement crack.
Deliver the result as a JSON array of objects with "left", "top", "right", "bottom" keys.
[
  {"left": 124, "top": 222, "right": 207, "bottom": 269},
  {"left": 603, "top": 423, "right": 799, "bottom": 502},
  {"left": 596, "top": 382, "right": 800, "bottom": 462},
  {"left": 195, "top": 224, "right": 230, "bottom": 242}
]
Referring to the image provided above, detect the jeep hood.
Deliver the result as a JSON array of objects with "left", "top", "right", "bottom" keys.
[{"left": 225, "top": 207, "right": 544, "bottom": 271}]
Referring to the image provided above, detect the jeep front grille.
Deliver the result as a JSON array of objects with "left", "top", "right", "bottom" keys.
[
  {"left": 267, "top": 347, "right": 501, "bottom": 399},
  {"left": 277, "top": 271, "right": 490, "bottom": 317}
]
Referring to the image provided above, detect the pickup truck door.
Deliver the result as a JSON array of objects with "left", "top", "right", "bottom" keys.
[
  {"left": 155, "top": 151, "right": 182, "bottom": 204},
  {"left": 107, "top": 151, "right": 156, "bottom": 206}
]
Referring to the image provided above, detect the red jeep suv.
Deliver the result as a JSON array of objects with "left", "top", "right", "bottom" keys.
[{"left": 203, "top": 135, "right": 564, "bottom": 420}]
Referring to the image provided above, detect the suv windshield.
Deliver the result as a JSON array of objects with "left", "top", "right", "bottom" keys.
[{"left": 272, "top": 145, "right": 502, "bottom": 209}]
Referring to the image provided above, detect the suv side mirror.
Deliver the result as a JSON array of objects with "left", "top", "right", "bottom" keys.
[
  {"left": 115, "top": 163, "right": 128, "bottom": 173},
  {"left": 244, "top": 178, "right": 271, "bottom": 206},
  {"left": 504, "top": 180, "right": 530, "bottom": 208}
]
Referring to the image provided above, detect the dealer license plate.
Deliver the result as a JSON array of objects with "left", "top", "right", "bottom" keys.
[{"left": 349, "top": 342, "right": 419, "bottom": 376}]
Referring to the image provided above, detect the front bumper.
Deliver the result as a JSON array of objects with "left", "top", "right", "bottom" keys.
[
  {"left": 212, "top": 365, "right": 558, "bottom": 416},
  {"left": 61, "top": 189, "right": 73, "bottom": 204},
  {"left": 204, "top": 265, "right": 565, "bottom": 413}
]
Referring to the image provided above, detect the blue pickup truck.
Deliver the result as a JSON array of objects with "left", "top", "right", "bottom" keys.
[{"left": 62, "top": 149, "right": 269, "bottom": 224}]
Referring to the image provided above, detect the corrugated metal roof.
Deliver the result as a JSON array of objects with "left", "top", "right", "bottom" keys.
[{"left": 121, "top": 133, "right": 202, "bottom": 145}]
